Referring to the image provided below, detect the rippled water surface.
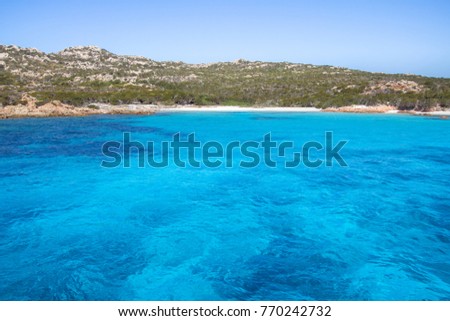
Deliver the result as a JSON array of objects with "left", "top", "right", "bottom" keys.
[{"left": 0, "top": 112, "right": 449, "bottom": 300}]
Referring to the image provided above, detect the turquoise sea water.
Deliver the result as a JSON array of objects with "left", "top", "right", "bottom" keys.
[{"left": 0, "top": 112, "right": 449, "bottom": 300}]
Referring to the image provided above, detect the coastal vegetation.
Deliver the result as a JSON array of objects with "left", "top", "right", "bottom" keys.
[{"left": 1, "top": 45, "right": 450, "bottom": 110}]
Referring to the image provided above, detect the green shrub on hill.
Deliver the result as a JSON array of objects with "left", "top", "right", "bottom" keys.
[{"left": 1, "top": 45, "right": 450, "bottom": 111}]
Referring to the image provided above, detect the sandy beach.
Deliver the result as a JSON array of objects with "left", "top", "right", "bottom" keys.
[
  {"left": 416, "top": 111, "right": 450, "bottom": 116},
  {"left": 156, "top": 106, "right": 321, "bottom": 113},
  {"left": 155, "top": 105, "right": 450, "bottom": 115},
  {"left": 1, "top": 99, "right": 449, "bottom": 118}
]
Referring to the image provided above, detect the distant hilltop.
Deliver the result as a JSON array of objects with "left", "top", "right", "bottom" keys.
[{"left": 1, "top": 44, "right": 449, "bottom": 110}]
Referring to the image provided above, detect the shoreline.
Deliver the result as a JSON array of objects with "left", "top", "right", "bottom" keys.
[
  {"left": 1, "top": 101, "right": 449, "bottom": 119},
  {"left": 156, "top": 106, "right": 321, "bottom": 113},
  {"left": 154, "top": 106, "right": 448, "bottom": 118}
]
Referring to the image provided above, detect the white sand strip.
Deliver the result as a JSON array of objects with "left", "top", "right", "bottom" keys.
[
  {"left": 417, "top": 111, "right": 450, "bottom": 116},
  {"left": 156, "top": 106, "right": 322, "bottom": 112}
]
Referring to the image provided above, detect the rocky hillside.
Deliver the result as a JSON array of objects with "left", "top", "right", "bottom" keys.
[{"left": 1, "top": 44, "right": 450, "bottom": 110}]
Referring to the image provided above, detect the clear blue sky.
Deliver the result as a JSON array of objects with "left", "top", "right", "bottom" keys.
[{"left": 1, "top": 0, "right": 449, "bottom": 77}]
